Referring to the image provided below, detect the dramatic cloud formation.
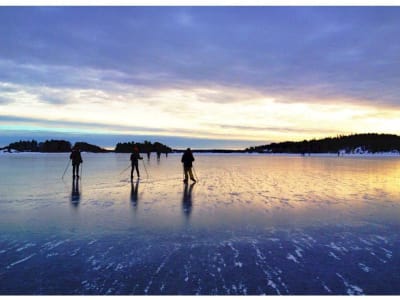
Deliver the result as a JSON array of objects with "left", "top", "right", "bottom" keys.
[{"left": 0, "top": 6, "right": 399, "bottom": 148}]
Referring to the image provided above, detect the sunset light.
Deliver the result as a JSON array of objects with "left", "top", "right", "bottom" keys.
[{"left": 1, "top": 6, "right": 400, "bottom": 149}]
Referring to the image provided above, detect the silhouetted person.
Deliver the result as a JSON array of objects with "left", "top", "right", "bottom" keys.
[
  {"left": 157, "top": 151, "right": 161, "bottom": 161},
  {"left": 147, "top": 151, "right": 151, "bottom": 160},
  {"left": 130, "top": 178, "right": 140, "bottom": 210},
  {"left": 130, "top": 146, "right": 143, "bottom": 180},
  {"left": 165, "top": 151, "right": 168, "bottom": 158},
  {"left": 70, "top": 146, "right": 83, "bottom": 178},
  {"left": 181, "top": 148, "right": 196, "bottom": 184},
  {"left": 182, "top": 182, "right": 195, "bottom": 219},
  {"left": 71, "top": 176, "right": 80, "bottom": 207}
]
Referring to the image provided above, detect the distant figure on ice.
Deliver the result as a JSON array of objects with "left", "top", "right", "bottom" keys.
[
  {"left": 181, "top": 148, "right": 196, "bottom": 184},
  {"left": 146, "top": 151, "right": 151, "bottom": 160},
  {"left": 130, "top": 146, "right": 143, "bottom": 180},
  {"left": 70, "top": 146, "right": 83, "bottom": 178},
  {"left": 157, "top": 151, "right": 161, "bottom": 161}
]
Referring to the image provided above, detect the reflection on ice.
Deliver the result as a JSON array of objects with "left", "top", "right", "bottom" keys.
[
  {"left": 0, "top": 153, "right": 399, "bottom": 294},
  {"left": 182, "top": 183, "right": 195, "bottom": 220},
  {"left": 70, "top": 177, "right": 81, "bottom": 208},
  {"left": 130, "top": 179, "right": 140, "bottom": 211}
]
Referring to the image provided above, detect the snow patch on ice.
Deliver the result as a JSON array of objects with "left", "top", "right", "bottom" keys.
[
  {"left": 329, "top": 252, "right": 340, "bottom": 260},
  {"left": 336, "top": 273, "right": 364, "bottom": 295},
  {"left": 327, "top": 242, "right": 348, "bottom": 253},
  {"left": 7, "top": 253, "right": 36, "bottom": 269},
  {"left": 268, "top": 279, "right": 281, "bottom": 295},
  {"left": 294, "top": 246, "right": 303, "bottom": 258},
  {"left": 358, "top": 263, "right": 372, "bottom": 273},
  {"left": 322, "top": 281, "right": 332, "bottom": 293},
  {"left": 286, "top": 253, "right": 299, "bottom": 264},
  {"left": 42, "top": 239, "right": 68, "bottom": 250},
  {"left": 16, "top": 242, "right": 36, "bottom": 252},
  {"left": 380, "top": 247, "right": 393, "bottom": 259}
]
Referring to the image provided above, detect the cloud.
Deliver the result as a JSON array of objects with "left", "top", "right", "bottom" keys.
[
  {"left": 1, "top": 6, "right": 400, "bottom": 148},
  {"left": 1, "top": 7, "right": 399, "bottom": 104},
  {"left": 0, "top": 114, "right": 260, "bottom": 141},
  {"left": 0, "top": 115, "right": 171, "bottom": 134},
  {"left": 216, "top": 124, "right": 347, "bottom": 135},
  {"left": 1, "top": 7, "right": 400, "bottom": 108},
  {"left": 0, "top": 96, "right": 13, "bottom": 104}
]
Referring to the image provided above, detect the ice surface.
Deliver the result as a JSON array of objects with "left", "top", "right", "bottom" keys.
[{"left": 0, "top": 153, "right": 400, "bottom": 295}]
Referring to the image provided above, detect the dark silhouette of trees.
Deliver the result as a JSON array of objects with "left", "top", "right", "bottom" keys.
[
  {"left": 115, "top": 141, "right": 172, "bottom": 153},
  {"left": 245, "top": 133, "right": 400, "bottom": 154},
  {"left": 5, "top": 139, "right": 71, "bottom": 152},
  {"left": 4, "top": 139, "right": 173, "bottom": 153},
  {"left": 73, "top": 142, "right": 108, "bottom": 153},
  {"left": 4, "top": 133, "right": 399, "bottom": 154},
  {"left": 8, "top": 140, "right": 39, "bottom": 152},
  {"left": 39, "top": 140, "right": 71, "bottom": 152}
]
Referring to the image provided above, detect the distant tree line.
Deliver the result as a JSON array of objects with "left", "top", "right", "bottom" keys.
[
  {"left": 2, "top": 139, "right": 172, "bottom": 153},
  {"left": 4, "top": 139, "right": 72, "bottom": 152},
  {"left": 3, "top": 133, "right": 400, "bottom": 154},
  {"left": 115, "top": 140, "right": 172, "bottom": 153},
  {"left": 74, "top": 142, "right": 108, "bottom": 153},
  {"left": 245, "top": 133, "right": 400, "bottom": 154}
]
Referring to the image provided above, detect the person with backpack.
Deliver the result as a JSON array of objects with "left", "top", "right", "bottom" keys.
[
  {"left": 130, "top": 146, "right": 143, "bottom": 180},
  {"left": 70, "top": 146, "right": 83, "bottom": 178},
  {"left": 181, "top": 148, "right": 196, "bottom": 184}
]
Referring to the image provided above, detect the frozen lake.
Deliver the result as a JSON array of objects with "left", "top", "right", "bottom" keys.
[{"left": 0, "top": 153, "right": 399, "bottom": 295}]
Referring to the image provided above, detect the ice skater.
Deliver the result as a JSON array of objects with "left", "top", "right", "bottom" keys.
[
  {"left": 70, "top": 146, "right": 83, "bottom": 178},
  {"left": 130, "top": 146, "right": 143, "bottom": 180},
  {"left": 181, "top": 148, "right": 196, "bottom": 184}
]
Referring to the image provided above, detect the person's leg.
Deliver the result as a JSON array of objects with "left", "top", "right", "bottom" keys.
[
  {"left": 72, "top": 164, "right": 76, "bottom": 177},
  {"left": 135, "top": 161, "right": 140, "bottom": 177},
  {"left": 76, "top": 164, "right": 80, "bottom": 177},
  {"left": 130, "top": 164, "right": 134, "bottom": 180}
]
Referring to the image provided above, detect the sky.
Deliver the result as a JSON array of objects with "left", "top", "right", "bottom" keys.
[{"left": 0, "top": 5, "right": 400, "bottom": 149}]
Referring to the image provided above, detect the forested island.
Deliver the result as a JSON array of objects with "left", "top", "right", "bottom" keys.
[
  {"left": 1, "top": 133, "right": 400, "bottom": 154},
  {"left": 0, "top": 140, "right": 171, "bottom": 154},
  {"left": 245, "top": 133, "right": 400, "bottom": 154},
  {"left": 115, "top": 141, "right": 172, "bottom": 153}
]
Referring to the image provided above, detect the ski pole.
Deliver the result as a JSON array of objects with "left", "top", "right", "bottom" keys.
[
  {"left": 119, "top": 164, "right": 131, "bottom": 175},
  {"left": 62, "top": 159, "right": 70, "bottom": 179},
  {"left": 142, "top": 160, "right": 149, "bottom": 179},
  {"left": 192, "top": 165, "right": 199, "bottom": 182}
]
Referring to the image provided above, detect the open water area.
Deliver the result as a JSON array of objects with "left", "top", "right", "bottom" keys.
[{"left": 0, "top": 152, "right": 399, "bottom": 295}]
